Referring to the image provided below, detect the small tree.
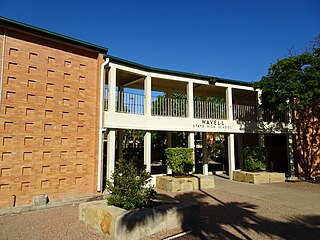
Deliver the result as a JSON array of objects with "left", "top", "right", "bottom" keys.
[
  {"left": 253, "top": 36, "right": 320, "bottom": 178},
  {"left": 243, "top": 146, "right": 267, "bottom": 171},
  {"left": 165, "top": 148, "right": 194, "bottom": 175},
  {"left": 106, "top": 159, "right": 156, "bottom": 210}
]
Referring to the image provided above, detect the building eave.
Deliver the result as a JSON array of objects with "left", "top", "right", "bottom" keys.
[
  {"left": 106, "top": 54, "right": 252, "bottom": 87},
  {"left": 0, "top": 16, "right": 108, "bottom": 54}
]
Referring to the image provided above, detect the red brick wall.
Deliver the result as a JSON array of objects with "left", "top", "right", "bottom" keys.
[{"left": 0, "top": 26, "right": 103, "bottom": 208}]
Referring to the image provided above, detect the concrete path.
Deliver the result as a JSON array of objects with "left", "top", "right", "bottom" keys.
[
  {"left": 0, "top": 176, "right": 319, "bottom": 239},
  {"left": 160, "top": 176, "right": 320, "bottom": 239},
  {"left": 213, "top": 176, "right": 320, "bottom": 214}
]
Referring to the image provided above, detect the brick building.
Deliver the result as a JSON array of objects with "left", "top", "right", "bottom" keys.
[
  {"left": 0, "top": 16, "right": 298, "bottom": 209},
  {"left": 0, "top": 17, "right": 107, "bottom": 208}
]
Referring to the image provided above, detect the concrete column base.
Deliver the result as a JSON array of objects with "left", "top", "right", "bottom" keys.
[{"left": 203, "top": 164, "right": 208, "bottom": 176}]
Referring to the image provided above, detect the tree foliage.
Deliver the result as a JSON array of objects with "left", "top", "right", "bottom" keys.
[
  {"left": 253, "top": 51, "right": 320, "bottom": 112},
  {"left": 253, "top": 36, "right": 320, "bottom": 178}
]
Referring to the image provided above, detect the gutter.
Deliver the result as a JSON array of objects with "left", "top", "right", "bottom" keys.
[{"left": 97, "top": 58, "right": 109, "bottom": 192}]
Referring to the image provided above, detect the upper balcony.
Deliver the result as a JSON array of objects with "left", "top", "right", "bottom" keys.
[
  {"left": 105, "top": 90, "right": 289, "bottom": 122},
  {"left": 103, "top": 57, "right": 294, "bottom": 134}
]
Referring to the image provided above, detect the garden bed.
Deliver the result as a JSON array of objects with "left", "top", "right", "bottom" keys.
[
  {"left": 233, "top": 170, "right": 285, "bottom": 184},
  {"left": 156, "top": 174, "right": 215, "bottom": 192},
  {"left": 79, "top": 200, "right": 200, "bottom": 239}
]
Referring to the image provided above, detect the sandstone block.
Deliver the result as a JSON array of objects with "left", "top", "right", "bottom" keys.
[
  {"left": 32, "top": 195, "right": 48, "bottom": 206},
  {"left": 233, "top": 170, "right": 246, "bottom": 182},
  {"left": 233, "top": 171, "right": 285, "bottom": 184},
  {"left": 79, "top": 200, "right": 126, "bottom": 235},
  {"left": 156, "top": 176, "right": 199, "bottom": 192},
  {"left": 79, "top": 200, "right": 200, "bottom": 239},
  {"left": 269, "top": 172, "right": 285, "bottom": 183},
  {"left": 193, "top": 174, "right": 215, "bottom": 189}
]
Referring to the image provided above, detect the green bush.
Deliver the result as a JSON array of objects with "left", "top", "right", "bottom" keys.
[
  {"left": 106, "top": 159, "right": 156, "bottom": 210},
  {"left": 243, "top": 146, "right": 267, "bottom": 171},
  {"left": 208, "top": 140, "right": 226, "bottom": 159},
  {"left": 165, "top": 147, "right": 194, "bottom": 175}
]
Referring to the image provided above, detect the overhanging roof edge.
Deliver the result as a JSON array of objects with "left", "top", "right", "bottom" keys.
[
  {"left": 0, "top": 16, "right": 108, "bottom": 53},
  {"left": 106, "top": 54, "right": 252, "bottom": 87}
]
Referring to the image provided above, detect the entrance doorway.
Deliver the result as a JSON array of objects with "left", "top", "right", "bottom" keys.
[{"left": 265, "top": 134, "right": 288, "bottom": 174}]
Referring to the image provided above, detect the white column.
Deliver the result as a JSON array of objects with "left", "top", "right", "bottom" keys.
[
  {"left": 226, "top": 87, "right": 233, "bottom": 120},
  {"left": 202, "top": 132, "right": 208, "bottom": 175},
  {"left": 166, "top": 131, "right": 173, "bottom": 175},
  {"left": 286, "top": 101, "right": 293, "bottom": 124},
  {"left": 256, "top": 89, "right": 263, "bottom": 121},
  {"left": 228, "top": 133, "right": 235, "bottom": 180},
  {"left": 226, "top": 86, "right": 235, "bottom": 178},
  {"left": 143, "top": 76, "right": 152, "bottom": 173},
  {"left": 287, "top": 134, "right": 295, "bottom": 177},
  {"left": 144, "top": 131, "right": 151, "bottom": 173},
  {"left": 118, "top": 85, "right": 124, "bottom": 112},
  {"left": 286, "top": 102, "right": 294, "bottom": 177},
  {"left": 187, "top": 82, "right": 195, "bottom": 172},
  {"left": 256, "top": 89, "right": 265, "bottom": 148},
  {"left": 106, "top": 129, "right": 116, "bottom": 181},
  {"left": 187, "top": 81, "right": 194, "bottom": 119},
  {"left": 108, "top": 66, "right": 117, "bottom": 112},
  {"left": 118, "top": 129, "right": 124, "bottom": 160},
  {"left": 188, "top": 132, "right": 195, "bottom": 172},
  {"left": 144, "top": 75, "right": 151, "bottom": 116}
]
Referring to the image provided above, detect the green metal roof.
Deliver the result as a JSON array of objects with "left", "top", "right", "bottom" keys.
[
  {"left": 106, "top": 54, "right": 252, "bottom": 87},
  {"left": 0, "top": 16, "right": 108, "bottom": 53}
]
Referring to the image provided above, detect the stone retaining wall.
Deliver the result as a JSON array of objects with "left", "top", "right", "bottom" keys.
[
  {"left": 79, "top": 200, "right": 200, "bottom": 239},
  {"left": 233, "top": 170, "right": 285, "bottom": 184},
  {"left": 156, "top": 174, "right": 215, "bottom": 192}
]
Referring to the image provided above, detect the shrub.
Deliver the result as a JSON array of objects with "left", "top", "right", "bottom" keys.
[
  {"left": 165, "top": 147, "right": 194, "bottom": 175},
  {"left": 208, "top": 140, "right": 226, "bottom": 159},
  {"left": 106, "top": 159, "right": 156, "bottom": 210},
  {"left": 243, "top": 146, "right": 267, "bottom": 171}
]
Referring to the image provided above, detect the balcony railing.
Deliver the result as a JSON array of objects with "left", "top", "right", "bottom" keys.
[
  {"left": 233, "top": 104, "right": 257, "bottom": 121},
  {"left": 105, "top": 93, "right": 290, "bottom": 123},
  {"left": 194, "top": 100, "right": 227, "bottom": 119},
  {"left": 116, "top": 91, "right": 144, "bottom": 115},
  {"left": 263, "top": 109, "right": 289, "bottom": 123},
  {"left": 151, "top": 96, "right": 188, "bottom": 117}
]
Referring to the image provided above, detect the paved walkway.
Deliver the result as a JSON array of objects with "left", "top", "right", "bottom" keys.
[
  {"left": 156, "top": 176, "right": 320, "bottom": 239},
  {"left": 0, "top": 176, "right": 319, "bottom": 239},
  {"left": 213, "top": 176, "right": 320, "bottom": 214}
]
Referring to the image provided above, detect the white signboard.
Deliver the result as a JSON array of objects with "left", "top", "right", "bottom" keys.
[{"left": 192, "top": 119, "right": 241, "bottom": 132}]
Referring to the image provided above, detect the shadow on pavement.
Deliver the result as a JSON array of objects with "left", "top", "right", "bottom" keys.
[{"left": 150, "top": 189, "right": 320, "bottom": 239}]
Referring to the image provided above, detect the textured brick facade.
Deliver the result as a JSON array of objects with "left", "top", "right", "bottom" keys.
[{"left": 0, "top": 26, "right": 104, "bottom": 208}]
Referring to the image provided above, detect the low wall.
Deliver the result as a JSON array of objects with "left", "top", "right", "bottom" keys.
[
  {"left": 233, "top": 170, "right": 285, "bottom": 184},
  {"left": 156, "top": 175, "right": 215, "bottom": 192},
  {"left": 79, "top": 200, "right": 200, "bottom": 239}
]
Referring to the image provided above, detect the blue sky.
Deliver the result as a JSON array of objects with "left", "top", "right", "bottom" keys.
[{"left": 0, "top": 0, "right": 319, "bottom": 82}]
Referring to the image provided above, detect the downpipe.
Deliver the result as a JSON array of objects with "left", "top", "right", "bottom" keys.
[
  {"left": 0, "top": 27, "right": 7, "bottom": 104},
  {"left": 97, "top": 58, "right": 109, "bottom": 192}
]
